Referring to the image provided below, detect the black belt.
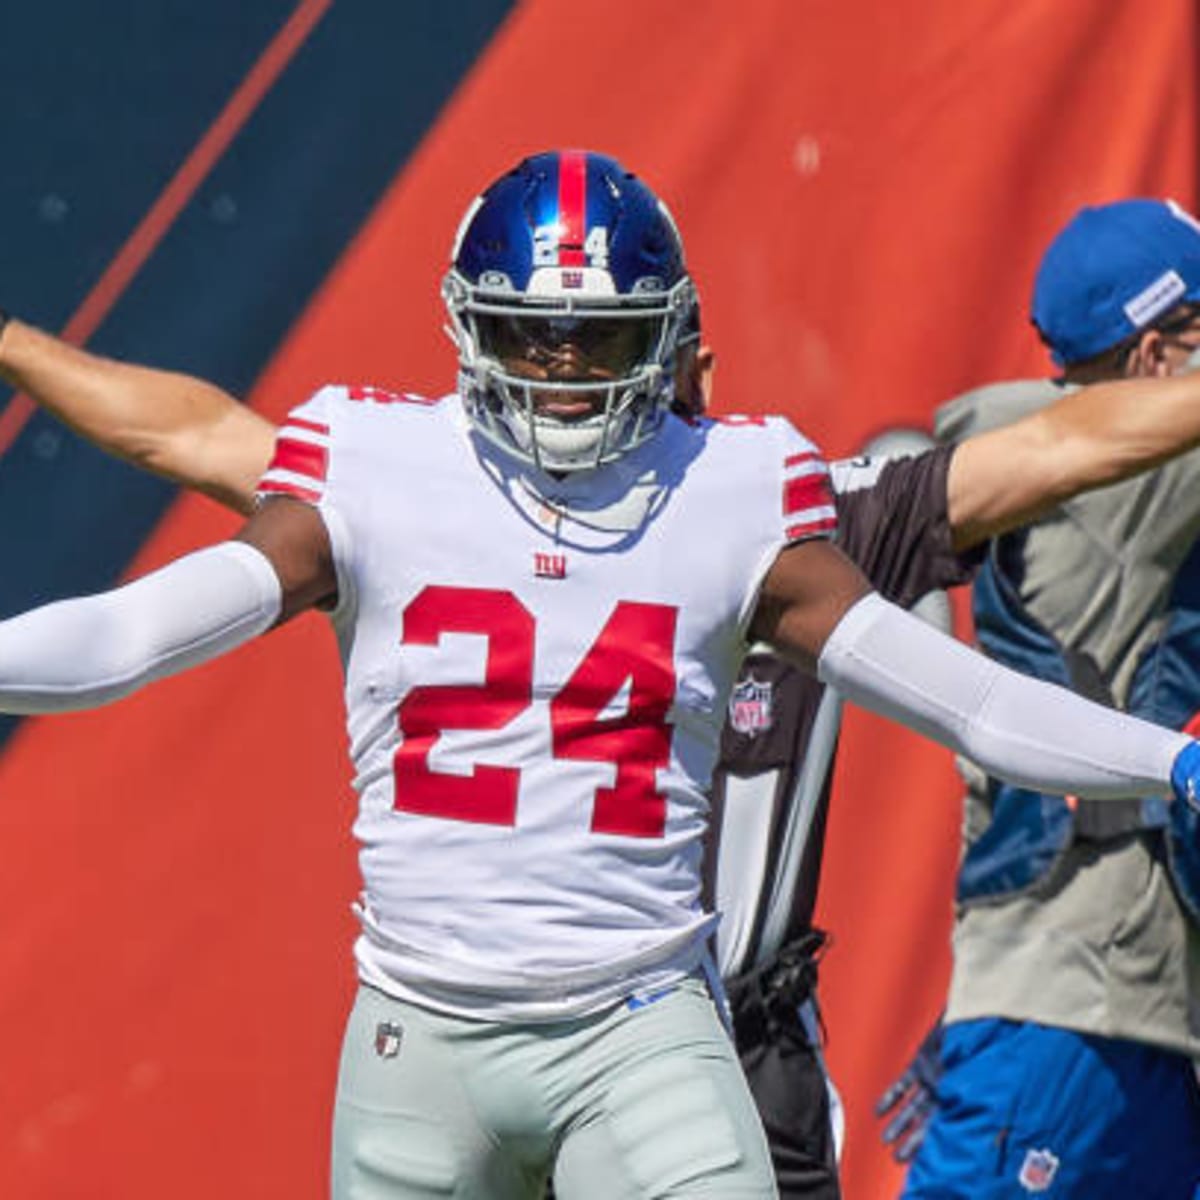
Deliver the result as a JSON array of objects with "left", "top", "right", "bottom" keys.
[{"left": 727, "top": 929, "right": 828, "bottom": 1049}]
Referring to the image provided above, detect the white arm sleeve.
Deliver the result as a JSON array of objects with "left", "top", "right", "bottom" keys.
[
  {"left": 816, "top": 592, "right": 1189, "bottom": 798},
  {"left": 0, "top": 541, "right": 282, "bottom": 714}
]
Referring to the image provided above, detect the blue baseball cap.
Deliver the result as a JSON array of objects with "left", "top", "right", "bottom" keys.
[{"left": 1031, "top": 198, "right": 1200, "bottom": 365}]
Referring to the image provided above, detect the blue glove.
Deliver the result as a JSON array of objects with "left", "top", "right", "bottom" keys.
[
  {"left": 1171, "top": 741, "right": 1200, "bottom": 813},
  {"left": 1168, "top": 741, "right": 1200, "bottom": 924},
  {"left": 875, "top": 1016, "right": 944, "bottom": 1164}
]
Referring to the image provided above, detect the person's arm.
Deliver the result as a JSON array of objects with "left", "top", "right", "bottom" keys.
[
  {"left": 0, "top": 498, "right": 332, "bottom": 714},
  {"left": 0, "top": 318, "right": 274, "bottom": 515},
  {"left": 946, "top": 372, "right": 1200, "bottom": 551},
  {"left": 749, "top": 539, "right": 1195, "bottom": 800}
]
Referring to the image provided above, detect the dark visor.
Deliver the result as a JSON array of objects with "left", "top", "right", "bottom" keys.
[{"left": 477, "top": 312, "right": 658, "bottom": 376}]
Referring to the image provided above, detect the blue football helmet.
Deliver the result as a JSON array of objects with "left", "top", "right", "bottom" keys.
[{"left": 442, "top": 151, "right": 696, "bottom": 472}]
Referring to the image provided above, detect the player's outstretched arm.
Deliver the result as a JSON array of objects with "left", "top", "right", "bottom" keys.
[
  {"left": 751, "top": 539, "right": 1197, "bottom": 803},
  {"left": 0, "top": 317, "right": 274, "bottom": 515},
  {"left": 0, "top": 497, "right": 333, "bottom": 714},
  {"left": 946, "top": 371, "right": 1200, "bottom": 550}
]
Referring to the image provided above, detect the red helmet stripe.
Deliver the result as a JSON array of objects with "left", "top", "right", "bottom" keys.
[{"left": 557, "top": 150, "right": 587, "bottom": 266}]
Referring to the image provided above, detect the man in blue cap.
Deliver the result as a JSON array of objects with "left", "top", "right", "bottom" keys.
[{"left": 886, "top": 198, "right": 1200, "bottom": 1198}]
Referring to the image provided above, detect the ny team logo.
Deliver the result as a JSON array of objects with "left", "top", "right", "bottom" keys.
[
  {"left": 534, "top": 552, "right": 567, "bottom": 579},
  {"left": 729, "top": 676, "right": 774, "bottom": 736}
]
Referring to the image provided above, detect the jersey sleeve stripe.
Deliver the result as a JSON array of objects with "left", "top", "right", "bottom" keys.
[
  {"left": 286, "top": 416, "right": 330, "bottom": 436},
  {"left": 268, "top": 436, "right": 328, "bottom": 482},
  {"left": 255, "top": 398, "right": 333, "bottom": 506},
  {"left": 784, "top": 450, "right": 822, "bottom": 470},
  {"left": 783, "top": 471, "right": 834, "bottom": 517},
  {"left": 258, "top": 478, "right": 323, "bottom": 504}
]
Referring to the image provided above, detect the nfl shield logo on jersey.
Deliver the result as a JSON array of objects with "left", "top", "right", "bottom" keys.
[
  {"left": 1017, "top": 1147, "right": 1060, "bottom": 1193},
  {"left": 729, "top": 677, "right": 774, "bottom": 736},
  {"left": 374, "top": 1021, "right": 403, "bottom": 1059}
]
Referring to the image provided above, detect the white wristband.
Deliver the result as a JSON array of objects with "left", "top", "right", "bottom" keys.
[
  {"left": 817, "top": 592, "right": 1188, "bottom": 798},
  {"left": 0, "top": 541, "right": 282, "bottom": 713}
]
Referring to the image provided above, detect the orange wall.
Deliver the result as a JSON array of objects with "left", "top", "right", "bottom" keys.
[{"left": 1, "top": 3, "right": 1196, "bottom": 1197}]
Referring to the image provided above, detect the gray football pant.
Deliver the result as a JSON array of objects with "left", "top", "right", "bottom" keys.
[{"left": 331, "top": 979, "right": 778, "bottom": 1199}]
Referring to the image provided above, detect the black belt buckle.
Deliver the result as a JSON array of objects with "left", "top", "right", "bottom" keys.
[{"left": 729, "top": 929, "right": 828, "bottom": 1047}]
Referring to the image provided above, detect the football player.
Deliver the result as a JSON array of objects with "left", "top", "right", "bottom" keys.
[{"left": 3, "top": 153, "right": 1200, "bottom": 1200}]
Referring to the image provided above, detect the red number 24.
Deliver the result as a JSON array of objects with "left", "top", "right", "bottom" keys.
[{"left": 394, "top": 586, "right": 678, "bottom": 838}]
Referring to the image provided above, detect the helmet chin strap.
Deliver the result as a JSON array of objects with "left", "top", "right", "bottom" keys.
[
  {"left": 477, "top": 362, "right": 668, "bottom": 474},
  {"left": 526, "top": 403, "right": 621, "bottom": 473},
  {"left": 468, "top": 420, "right": 674, "bottom": 546}
]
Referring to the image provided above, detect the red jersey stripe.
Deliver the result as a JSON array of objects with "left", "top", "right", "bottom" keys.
[
  {"left": 557, "top": 150, "right": 587, "bottom": 267},
  {"left": 268, "top": 436, "right": 328, "bottom": 481},
  {"left": 258, "top": 478, "right": 322, "bottom": 504},
  {"left": 784, "top": 451, "right": 821, "bottom": 469},
  {"left": 784, "top": 471, "right": 833, "bottom": 516},
  {"left": 286, "top": 416, "right": 330, "bottom": 436}
]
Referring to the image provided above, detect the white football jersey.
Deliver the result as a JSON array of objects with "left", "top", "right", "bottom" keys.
[{"left": 259, "top": 386, "right": 836, "bottom": 1019}]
